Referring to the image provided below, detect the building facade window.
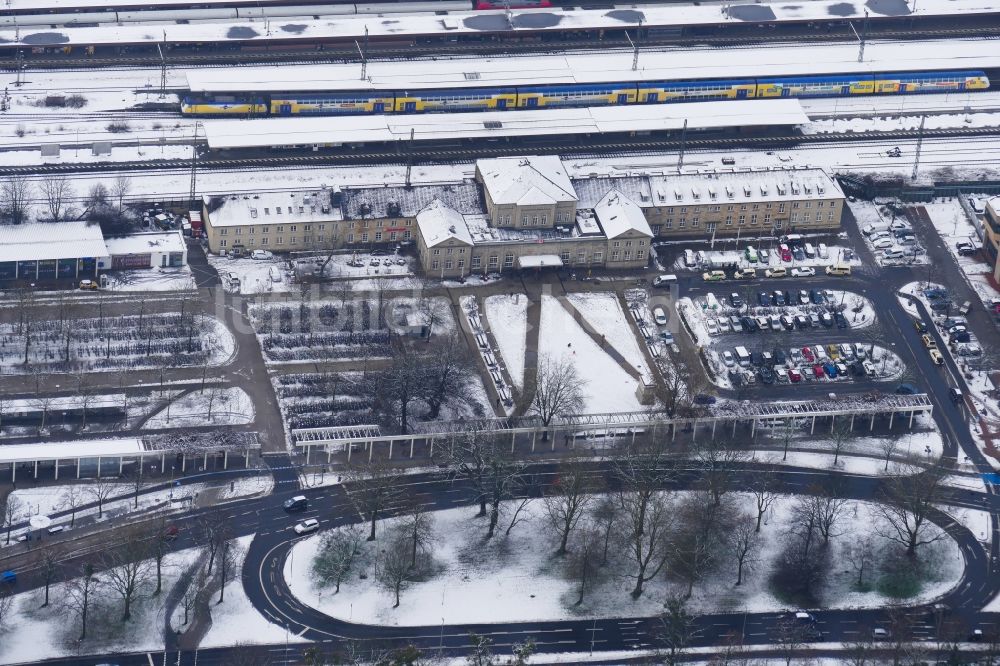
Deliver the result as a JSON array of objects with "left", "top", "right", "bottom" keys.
[{"left": 504, "top": 253, "right": 514, "bottom": 268}]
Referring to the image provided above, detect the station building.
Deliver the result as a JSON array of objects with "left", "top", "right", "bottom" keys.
[
  {"left": 201, "top": 155, "right": 844, "bottom": 277},
  {"left": 983, "top": 196, "right": 1000, "bottom": 282}
]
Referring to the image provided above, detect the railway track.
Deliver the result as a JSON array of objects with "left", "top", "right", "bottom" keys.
[
  {"left": 3, "top": 25, "right": 999, "bottom": 69},
  {"left": 1, "top": 123, "right": 997, "bottom": 175}
]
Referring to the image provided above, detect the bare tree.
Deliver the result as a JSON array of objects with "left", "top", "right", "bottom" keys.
[
  {"left": 371, "top": 337, "right": 428, "bottom": 435},
  {"left": 64, "top": 562, "right": 99, "bottom": 641},
  {"left": 87, "top": 477, "right": 119, "bottom": 519},
  {"left": 422, "top": 331, "right": 476, "bottom": 420},
  {"left": 102, "top": 534, "right": 153, "bottom": 621},
  {"left": 774, "top": 617, "right": 810, "bottom": 666},
  {"left": 217, "top": 538, "right": 244, "bottom": 604},
  {"left": 793, "top": 489, "right": 850, "bottom": 546},
  {"left": 34, "top": 543, "right": 65, "bottom": 607},
  {"left": 147, "top": 516, "right": 173, "bottom": 595},
  {"left": 126, "top": 465, "right": 146, "bottom": 509},
  {"left": 201, "top": 510, "right": 232, "bottom": 574},
  {"left": 0, "top": 174, "right": 32, "bottom": 225},
  {"left": 180, "top": 563, "right": 207, "bottom": 627},
  {"left": 671, "top": 493, "right": 732, "bottom": 599},
  {"left": 313, "top": 524, "right": 365, "bottom": 593},
  {"left": 59, "top": 485, "right": 85, "bottom": 528},
  {"left": 880, "top": 437, "right": 901, "bottom": 471},
  {"left": 344, "top": 461, "right": 403, "bottom": 541},
  {"left": 618, "top": 490, "right": 673, "bottom": 598},
  {"left": 112, "top": 176, "right": 131, "bottom": 211},
  {"left": 30, "top": 394, "right": 55, "bottom": 431},
  {"left": 2, "top": 495, "right": 22, "bottom": 545},
  {"left": 377, "top": 532, "right": 412, "bottom": 609},
  {"left": 830, "top": 419, "right": 855, "bottom": 466},
  {"left": 749, "top": 470, "right": 778, "bottom": 532},
  {"left": 400, "top": 505, "right": 434, "bottom": 569},
  {"left": 729, "top": 513, "right": 761, "bottom": 586},
  {"left": 590, "top": 494, "right": 619, "bottom": 566},
  {"left": 530, "top": 354, "right": 586, "bottom": 439},
  {"left": 0, "top": 588, "right": 13, "bottom": 634},
  {"left": 504, "top": 492, "right": 534, "bottom": 537},
  {"left": 654, "top": 359, "right": 706, "bottom": 419},
  {"left": 543, "top": 461, "right": 595, "bottom": 556},
  {"left": 565, "top": 528, "right": 602, "bottom": 606},
  {"left": 694, "top": 437, "right": 749, "bottom": 507},
  {"left": 874, "top": 466, "right": 946, "bottom": 557},
  {"left": 40, "top": 175, "right": 74, "bottom": 222}
]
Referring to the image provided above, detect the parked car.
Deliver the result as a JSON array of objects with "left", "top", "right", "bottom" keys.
[
  {"left": 718, "top": 317, "right": 731, "bottom": 333},
  {"left": 706, "top": 319, "right": 719, "bottom": 335},
  {"left": 812, "top": 363, "right": 825, "bottom": 379},
  {"left": 956, "top": 241, "right": 977, "bottom": 256},
  {"left": 834, "top": 313, "right": 848, "bottom": 329},
  {"left": 772, "top": 290, "right": 786, "bottom": 306},
  {"left": 792, "top": 247, "right": 806, "bottom": 261},
  {"left": 757, "top": 291, "right": 770, "bottom": 307},
  {"left": 653, "top": 274, "right": 678, "bottom": 287},
  {"left": 703, "top": 270, "right": 726, "bottom": 281},
  {"left": 774, "top": 349, "right": 787, "bottom": 364},
  {"left": 872, "top": 238, "right": 894, "bottom": 249},
  {"left": 929, "top": 349, "right": 944, "bottom": 365},
  {"left": 734, "top": 267, "right": 757, "bottom": 279},
  {"left": 922, "top": 334, "right": 937, "bottom": 349},
  {"left": 820, "top": 313, "right": 834, "bottom": 328},
  {"left": 801, "top": 346, "right": 815, "bottom": 362},
  {"left": 794, "top": 315, "right": 809, "bottom": 329},
  {"left": 790, "top": 267, "right": 816, "bottom": 277},
  {"left": 823, "top": 362, "right": 838, "bottom": 378},
  {"left": 251, "top": 249, "right": 274, "bottom": 260},
  {"left": 722, "top": 351, "right": 736, "bottom": 367},
  {"left": 788, "top": 367, "right": 802, "bottom": 382},
  {"left": 79, "top": 279, "right": 98, "bottom": 290},
  {"left": 765, "top": 267, "right": 787, "bottom": 278},
  {"left": 693, "top": 393, "right": 717, "bottom": 405}
]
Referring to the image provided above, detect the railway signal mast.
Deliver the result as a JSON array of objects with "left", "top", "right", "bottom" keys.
[
  {"left": 356, "top": 26, "right": 369, "bottom": 81},
  {"left": 849, "top": 11, "right": 870, "bottom": 62}
]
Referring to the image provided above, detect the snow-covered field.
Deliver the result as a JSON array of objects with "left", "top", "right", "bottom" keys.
[
  {"left": 101, "top": 266, "right": 197, "bottom": 292},
  {"left": 538, "top": 294, "right": 643, "bottom": 414},
  {"left": 483, "top": 294, "right": 528, "bottom": 392},
  {"left": 143, "top": 386, "right": 255, "bottom": 428},
  {"left": 286, "top": 493, "right": 963, "bottom": 626},
  {"left": 566, "top": 292, "right": 650, "bottom": 382}
]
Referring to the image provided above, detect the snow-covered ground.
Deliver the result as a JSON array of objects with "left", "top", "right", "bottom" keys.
[
  {"left": 566, "top": 291, "right": 650, "bottom": 382},
  {"left": 101, "top": 266, "right": 197, "bottom": 292},
  {"left": 208, "top": 255, "right": 294, "bottom": 296},
  {"left": 286, "top": 493, "right": 963, "bottom": 626},
  {"left": 673, "top": 245, "right": 859, "bottom": 273},
  {"left": 923, "top": 200, "right": 989, "bottom": 274},
  {"left": 538, "top": 294, "right": 643, "bottom": 414},
  {"left": 897, "top": 280, "right": 944, "bottom": 319},
  {"left": 483, "top": 294, "right": 528, "bottom": 392},
  {"left": 0, "top": 541, "right": 201, "bottom": 663},
  {"left": 143, "top": 386, "right": 255, "bottom": 428}
]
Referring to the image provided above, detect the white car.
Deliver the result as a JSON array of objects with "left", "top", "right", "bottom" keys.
[
  {"left": 706, "top": 319, "right": 719, "bottom": 335},
  {"left": 717, "top": 317, "right": 731, "bottom": 333},
  {"left": 790, "top": 267, "right": 815, "bottom": 277},
  {"left": 294, "top": 519, "right": 320, "bottom": 535},
  {"left": 251, "top": 250, "right": 274, "bottom": 260},
  {"left": 882, "top": 249, "right": 906, "bottom": 260},
  {"left": 722, "top": 350, "right": 736, "bottom": 367},
  {"left": 872, "top": 238, "right": 894, "bottom": 249}
]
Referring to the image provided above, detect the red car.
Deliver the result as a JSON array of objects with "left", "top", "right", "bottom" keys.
[
  {"left": 789, "top": 368, "right": 802, "bottom": 382},
  {"left": 812, "top": 364, "right": 825, "bottom": 379},
  {"left": 802, "top": 346, "right": 815, "bottom": 362},
  {"left": 780, "top": 244, "right": 792, "bottom": 262}
]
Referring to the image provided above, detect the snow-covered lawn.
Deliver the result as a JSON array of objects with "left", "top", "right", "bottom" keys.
[
  {"left": 143, "top": 387, "right": 255, "bottom": 429},
  {"left": 0, "top": 542, "right": 202, "bottom": 663},
  {"left": 538, "top": 294, "right": 643, "bottom": 414},
  {"left": 566, "top": 292, "right": 650, "bottom": 382},
  {"left": 483, "top": 294, "right": 528, "bottom": 392},
  {"left": 208, "top": 255, "right": 293, "bottom": 295},
  {"left": 101, "top": 266, "right": 197, "bottom": 292},
  {"left": 286, "top": 493, "right": 963, "bottom": 626},
  {"left": 923, "top": 200, "right": 990, "bottom": 276},
  {"left": 218, "top": 474, "right": 274, "bottom": 500}
]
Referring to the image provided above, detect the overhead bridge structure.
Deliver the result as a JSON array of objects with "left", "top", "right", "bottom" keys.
[{"left": 291, "top": 393, "right": 933, "bottom": 463}]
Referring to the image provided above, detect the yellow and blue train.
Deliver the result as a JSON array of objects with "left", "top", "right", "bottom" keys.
[{"left": 181, "top": 70, "right": 990, "bottom": 116}]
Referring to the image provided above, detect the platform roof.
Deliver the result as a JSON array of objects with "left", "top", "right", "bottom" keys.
[
  {"left": 5, "top": 0, "right": 998, "bottom": 48},
  {"left": 185, "top": 37, "right": 999, "bottom": 94},
  {"left": 0, "top": 438, "right": 146, "bottom": 464},
  {"left": 203, "top": 99, "right": 809, "bottom": 149}
]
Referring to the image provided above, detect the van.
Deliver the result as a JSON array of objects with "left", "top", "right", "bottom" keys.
[
  {"left": 283, "top": 496, "right": 308, "bottom": 512},
  {"left": 653, "top": 307, "right": 668, "bottom": 326},
  {"left": 804, "top": 243, "right": 816, "bottom": 258},
  {"left": 653, "top": 274, "right": 678, "bottom": 288},
  {"left": 825, "top": 264, "right": 851, "bottom": 276},
  {"left": 734, "top": 346, "right": 752, "bottom": 366}
]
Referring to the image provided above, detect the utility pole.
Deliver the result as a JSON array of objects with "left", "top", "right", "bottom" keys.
[
  {"left": 911, "top": 114, "right": 926, "bottom": 181},
  {"left": 14, "top": 18, "right": 22, "bottom": 88},
  {"left": 157, "top": 33, "right": 167, "bottom": 98},
  {"left": 405, "top": 127, "right": 414, "bottom": 188},
  {"left": 504, "top": 0, "right": 513, "bottom": 30},
  {"left": 848, "top": 14, "right": 867, "bottom": 62},
  {"left": 677, "top": 118, "right": 688, "bottom": 170},
  {"left": 189, "top": 122, "right": 200, "bottom": 208},
  {"left": 355, "top": 26, "right": 369, "bottom": 80},
  {"left": 625, "top": 29, "right": 638, "bottom": 71}
]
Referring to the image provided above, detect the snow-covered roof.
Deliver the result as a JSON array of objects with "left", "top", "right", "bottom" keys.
[
  {"left": 0, "top": 438, "right": 145, "bottom": 464},
  {"left": 202, "top": 100, "right": 807, "bottom": 150},
  {"left": 341, "top": 182, "right": 482, "bottom": 220},
  {"left": 104, "top": 231, "right": 185, "bottom": 256},
  {"left": 477, "top": 156, "right": 576, "bottom": 207},
  {"left": 204, "top": 190, "right": 342, "bottom": 228},
  {"left": 28, "top": 0, "right": 997, "bottom": 51},
  {"left": 185, "top": 38, "right": 999, "bottom": 94},
  {"left": 575, "top": 167, "right": 842, "bottom": 209},
  {"left": 416, "top": 200, "right": 474, "bottom": 248},
  {"left": 0, "top": 220, "right": 108, "bottom": 263},
  {"left": 594, "top": 190, "right": 654, "bottom": 240}
]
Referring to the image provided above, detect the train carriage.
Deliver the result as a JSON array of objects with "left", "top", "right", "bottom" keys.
[
  {"left": 270, "top": 93, "right": 394, "bottom": 114},
  {"left": 641, "top": 79, "right": 756, "bottom": 102},
  {"left": 873, "top": 70, "right": 989, "bottom": 94},
  {"left": 755, "top": 75, "right": 874, "bottom": 98},
  {"left": 392, "top": 87, "right": 515, "bottom": 112},
  {"left": 515, "top": 83, "right": 638, "bottom": 109}
]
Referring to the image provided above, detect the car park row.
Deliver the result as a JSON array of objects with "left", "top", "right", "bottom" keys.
[
  {"left": 695, "top": 288, "right": 856, "bottom": 336},
  {"left": 717, "top": 341, "right": 887, "bottom": 387}
]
